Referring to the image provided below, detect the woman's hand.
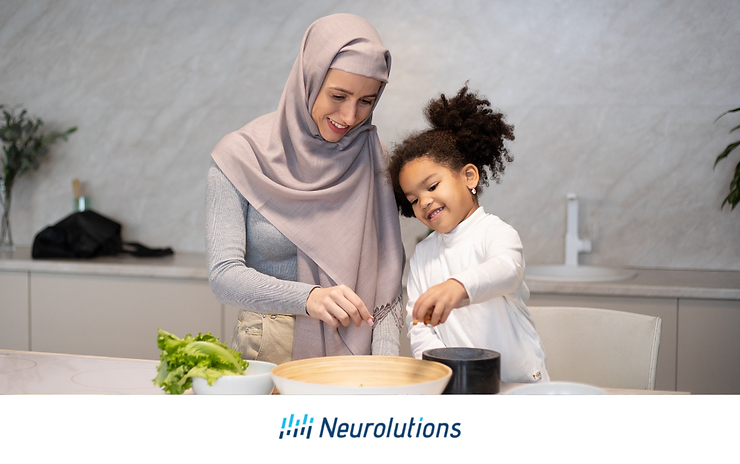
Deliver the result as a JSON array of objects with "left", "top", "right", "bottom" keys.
[
  {"left": 306, "top": 285, "right": 374, "bottom": 328},
  {"left": 412, "top": 279, "right": 468, "bottom": 327}
]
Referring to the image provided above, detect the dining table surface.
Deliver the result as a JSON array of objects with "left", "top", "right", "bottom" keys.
[{"left": 0, "top": 349, "right": 688, "bottom": 395}]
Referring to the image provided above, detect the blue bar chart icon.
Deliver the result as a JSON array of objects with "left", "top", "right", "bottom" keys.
[{"left": 279, "top": 413, "right": 314, "bottom": 439}]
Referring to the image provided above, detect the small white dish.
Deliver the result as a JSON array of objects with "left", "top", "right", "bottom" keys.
[
  {"left": 525, "top": 265, "right": 637, "bottom": 282},
  {"left": 191, "top": 360, "right": 277, "bottom": 395},
  {"left": 504, "top": 381, "right": 608, "bottom": 395}
]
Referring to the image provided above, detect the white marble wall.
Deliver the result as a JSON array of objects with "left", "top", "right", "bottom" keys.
[{"left": 1, "top": 0, "right": 738, "bottom": 270}]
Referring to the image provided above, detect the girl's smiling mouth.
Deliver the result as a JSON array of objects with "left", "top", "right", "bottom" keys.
[{"left": 427, "top": 206, "right": 444, "bottom": 221}]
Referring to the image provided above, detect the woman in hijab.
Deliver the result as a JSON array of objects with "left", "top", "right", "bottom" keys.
[{"left": 206, "top": 14, "right": 404, "bottom": 364}]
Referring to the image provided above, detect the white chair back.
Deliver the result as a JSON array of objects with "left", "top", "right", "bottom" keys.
[{"left": 528, "top": 306, "right": 662, "bottom": 390}]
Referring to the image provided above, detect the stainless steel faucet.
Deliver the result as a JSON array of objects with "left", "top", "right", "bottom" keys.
[{"left": 565, "top": 193, "right": 592, "bottom": 266}]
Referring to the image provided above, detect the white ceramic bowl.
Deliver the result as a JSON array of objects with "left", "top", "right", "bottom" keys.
[
  {"left": 270, "top": 355, "right": 452, "bottom": 395},
  {"left": 525, "top": 265, "right": 637, "bottom": 282},
  {"left": 191, "top": 360, "right": 277, "bottom": 395},
  {"left": 504, "top": 381, "right": 607, "bottom": 395}
]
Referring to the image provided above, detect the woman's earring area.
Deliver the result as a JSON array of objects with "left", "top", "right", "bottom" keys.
[{"left": 470, "top": 187, "right": 477, "bottom": 195}]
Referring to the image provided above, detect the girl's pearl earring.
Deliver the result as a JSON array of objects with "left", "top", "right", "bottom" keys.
[{"left": 471, "top": 187, "right": 477, "bottom": 195}]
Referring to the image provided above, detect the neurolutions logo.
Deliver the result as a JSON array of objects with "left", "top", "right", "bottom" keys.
[
  {"left": 279, "top": 413, "right": 461, "bottom": 440},
  {"left": 280, "top": 414, "right": 315, "bottom": 439}
]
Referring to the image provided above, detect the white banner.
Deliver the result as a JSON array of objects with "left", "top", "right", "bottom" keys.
[{"left": 1, "top": 394, "right": 736, "bottom": 462}]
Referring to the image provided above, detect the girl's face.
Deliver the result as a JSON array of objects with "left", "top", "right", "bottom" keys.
[
  {"left": 398, "top": 156, "right": 479, "bottom": 234},
  {"left": 311, "top": 68, "right": 382, "bottom": 143}
]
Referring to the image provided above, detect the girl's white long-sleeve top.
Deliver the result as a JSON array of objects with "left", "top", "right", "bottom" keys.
[{"left": 406, "top": 207, "right": 549, "bottom": 383}]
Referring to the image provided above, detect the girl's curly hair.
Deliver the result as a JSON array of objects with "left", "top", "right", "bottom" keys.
[{"left": 388, "top": 84, "right": 515, "bottom": 218}]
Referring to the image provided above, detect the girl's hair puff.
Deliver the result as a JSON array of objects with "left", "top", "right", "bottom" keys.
[{"left": 388, "top": 84, "right": 515, "bottom": 218}]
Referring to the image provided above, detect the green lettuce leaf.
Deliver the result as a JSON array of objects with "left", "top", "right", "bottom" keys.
[{"left": 152, "top": 328, "right": 248, "bottom": 394}]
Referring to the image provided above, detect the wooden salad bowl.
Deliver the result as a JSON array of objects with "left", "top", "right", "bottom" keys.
[{"left": 271, "top": 355, "right": 452, "bottom": 394}]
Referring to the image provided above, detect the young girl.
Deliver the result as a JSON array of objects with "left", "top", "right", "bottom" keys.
[{"left": 388, "top": 85, "right": 549, "bottom": 383}]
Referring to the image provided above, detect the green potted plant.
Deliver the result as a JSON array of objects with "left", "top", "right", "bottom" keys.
[
  {"left": 714, "top": 107, "right": 740, "bottom": 210},
  {"left": 0, "top": 105, "right": 77, "bottom": 251}
]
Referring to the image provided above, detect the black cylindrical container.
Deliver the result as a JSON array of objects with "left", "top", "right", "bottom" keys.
[{"left": 422, "top": 347, "right": 500, "bottom": 394}]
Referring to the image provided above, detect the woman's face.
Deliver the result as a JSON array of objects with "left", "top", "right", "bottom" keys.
[{"left": 311, "top": 69, "right": 382, "bottom": 143}]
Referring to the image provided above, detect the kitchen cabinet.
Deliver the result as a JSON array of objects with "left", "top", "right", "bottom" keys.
[
  {"left": 677, "top": 298, "right": 740, "bottom": 394},
  {"left": 527, "top": 267, "right": 740, "bottom": 394},
  {"left": 1, "top": 247, "right": 229, "bottom": 360},
  {"left": 0, "top": 270, "right": 29, "bottom": 351},
  {"left": 30, "top": 272, "right": 222, "bottom": 360},
  {"left": 527, "top": 294, "right": 678, "bottom": 392}
]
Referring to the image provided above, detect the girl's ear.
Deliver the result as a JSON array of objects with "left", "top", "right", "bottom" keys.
[{"left": 462, "top": 164, "right": 480, "bottom": 190}]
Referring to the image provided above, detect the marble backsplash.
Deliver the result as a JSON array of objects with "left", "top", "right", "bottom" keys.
[{"left": 1, "top": 0, "right": 738, "bottom": 270}]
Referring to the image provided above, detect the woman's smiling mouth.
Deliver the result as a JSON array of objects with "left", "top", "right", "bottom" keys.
[{"left": 328, "top": 118, "right": 349, "bottom": 133}]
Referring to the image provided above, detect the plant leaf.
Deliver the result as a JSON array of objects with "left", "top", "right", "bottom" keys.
[
  {"left": 0, "top": 106, "right": 75, "bottom": 185},
  {"left": 715, "top": 107, "right": 740, "bottom": 124},
  {"left": 721, "top": 159, "right": 740, "bottom": 210},
  {"left": 714, "top": 140, "right": 740, "bottom": 168}
]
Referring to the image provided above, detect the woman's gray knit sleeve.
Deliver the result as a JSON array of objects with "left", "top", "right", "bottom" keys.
[
  {"left": 206, "top": 161, "right": 315, "bottom": 315},
  {"left": 371, "top": 314, "right": 401, "bottom": 356}
]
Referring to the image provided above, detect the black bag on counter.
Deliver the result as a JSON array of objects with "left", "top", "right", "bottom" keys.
[{"left": 32, "top": 210, "right": 174, "bottom": 259}]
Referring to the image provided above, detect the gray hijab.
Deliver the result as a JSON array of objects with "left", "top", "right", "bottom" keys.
[{"left": 211, "top": 14, "right": 404, "bottom": 359}]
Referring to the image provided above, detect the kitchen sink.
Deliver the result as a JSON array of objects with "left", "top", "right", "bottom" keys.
[{"left": 525, "top": 265, "right": 637, "bottom": 282}]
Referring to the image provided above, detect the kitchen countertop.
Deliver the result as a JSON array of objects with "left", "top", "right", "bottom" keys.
[
  {"left": 525, "top": 267, "right": 740, "bottom": 300},
  {"left": 2, "top": 246, "right": 738, "bottom": 299},
  {"left": 1, "top": 349, "right": 684, "bottom": 395},
  {"left": 0, "top": 349, "right": 165, "bottom": 394},
  {"left": 0, "top": 245, "right": 208, "bottom": 279}
]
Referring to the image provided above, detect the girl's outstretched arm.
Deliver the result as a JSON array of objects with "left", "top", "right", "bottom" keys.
[
  {"left": 450, "top": 224, "right": 525, "bottom": 305},
  {"left": 412, "top": 222, "right": 525, "bottom": 327}
]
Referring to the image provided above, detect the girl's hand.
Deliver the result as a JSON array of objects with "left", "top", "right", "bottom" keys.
[
  {"left": 306, "top": 285, "right": 374, "bottom": 328},
  {"left": 412, "top": 279, "right": 468, "bottom": 327}
]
